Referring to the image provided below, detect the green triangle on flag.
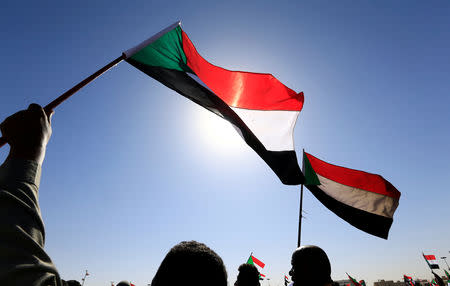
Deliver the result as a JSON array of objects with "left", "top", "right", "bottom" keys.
[
  {"left": 302, "top": 151, "right": 321, "bottom": 186},
  {"left": 247, "top": 255, "right": 254, "bottom": 265}
]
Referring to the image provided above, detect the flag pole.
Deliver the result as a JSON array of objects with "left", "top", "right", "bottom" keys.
[
  {"left": 0, "top": 54, "right": 126, "bottom": 149},
  {"left": 297, "top": 183, "right": 304, "bottom": 248},
  {"left": 297, "top": 149, "right": 305, "bottom": 247},
  {"left": 81, "top": 270, "right": 89, "bottom": 286}
]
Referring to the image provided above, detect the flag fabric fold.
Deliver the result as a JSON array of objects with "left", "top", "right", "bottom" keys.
[
  {"left": 303, "top": 151, "right": 401, "bottom": 239},
  {"left": 124, "top": 21, "right": 305, "bottom": 185}
]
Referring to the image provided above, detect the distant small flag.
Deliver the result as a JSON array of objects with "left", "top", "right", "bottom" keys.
[
  {"left": 404, "top": 275, "right": 414, "bottom": 286},
  {"left": 284, "top": 275, "right": 290, "bottom": 286},
  {"left": 423, "top": 254, "right": 440, "bottom": 269},
  {"left": 431, "top": 279, "right": 438, "bottom": 286},
  {"left": 347, "top": 273, "right": 362, "bottom": 286},
  {"left": 359, "top": 280, "right": 366, "bottom": 286},
  {"left": 247, "top": 254, "right": 265, "bottom": 268},
  {"left": 303, "top": 151, "right": 401, "bottom": 239}
]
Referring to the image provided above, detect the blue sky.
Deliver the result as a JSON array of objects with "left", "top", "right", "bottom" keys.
[{"left": 1, "top": 1, "right": 450, "bottom": 285}]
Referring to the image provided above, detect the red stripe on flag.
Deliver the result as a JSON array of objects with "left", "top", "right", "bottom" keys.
[
  {"left": 425, "top": 255, "right": 436, "bottom": 260},
  {"left": 251, "top": 255, "right": 265, "bottom": 268},
  {"left": 260, "top": 273, "right": 266, "bottom": 277},
  {"left": 305, "top": 152, "right": 401, "bottom": 199},
  {"left": 181, "top": 30, "right": 304, "bottom": 111}
]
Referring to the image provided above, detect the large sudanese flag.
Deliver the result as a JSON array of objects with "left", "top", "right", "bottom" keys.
[
  {"left": 303, "top": 151, "right": 401, "bottom": 239},
  {"left": 123, "top": 21, "right": 305, "bottom": 185}
]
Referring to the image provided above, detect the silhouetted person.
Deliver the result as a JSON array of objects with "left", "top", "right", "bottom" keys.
[
  {"left": 62, "top": 280, "right": 82, "bottom": 286},
  {"left": 289, "top": 245, "right": 333, "bottom": 286},
  {"left": 116, "top": 281, "right": 132, "bottom": 286},
  {"left": 151, "top": 240, "right": 227, "bottom": 286},
  {"left": 0, "top": 104, "right": 65, "bottom": 285},
  {"left": 234, "top": 263, "right": 261, "bottom": 286}
]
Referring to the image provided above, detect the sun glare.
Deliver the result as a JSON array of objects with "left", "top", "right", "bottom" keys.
[{"left": 193, "top": 108, "right": 245, "bottom": 154}]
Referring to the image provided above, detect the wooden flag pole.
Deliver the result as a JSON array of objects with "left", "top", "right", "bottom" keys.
[{"left": 0, "top": 54, "right": 126, "bottom": 148}]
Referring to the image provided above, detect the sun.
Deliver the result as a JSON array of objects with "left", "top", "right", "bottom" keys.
[{"left": 193, "top": 107, "right": 245, "bottom": 154}]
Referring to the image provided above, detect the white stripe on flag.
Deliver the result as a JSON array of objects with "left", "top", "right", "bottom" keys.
[
  {"left": 317, "top": 174, "right": 399, "bottom": 218},
  {"left": 231, "top": 107, "right": 299, "bottom": 151}
]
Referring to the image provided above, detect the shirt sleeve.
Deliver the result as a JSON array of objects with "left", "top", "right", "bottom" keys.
[{"left": 0, "top": 158, "right": 63, "bottom": 286}]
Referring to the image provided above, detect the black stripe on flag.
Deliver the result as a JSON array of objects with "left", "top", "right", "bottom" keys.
[
  {"left": 305, "top": 184, "right": 393, "bottom": 239},
  {"left": 126, "top": 59, "right": 304, "bottom": 185}
]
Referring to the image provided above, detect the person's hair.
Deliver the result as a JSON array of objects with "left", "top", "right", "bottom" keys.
[
  {"left": 291, "top": 245, "right": 332, "bottom": 286},
  {"left": 151, "top": 240, "right": 227, "bottom": 286},
  {"left": 235, "top": 263, "right": 261, "bottom": 286}
]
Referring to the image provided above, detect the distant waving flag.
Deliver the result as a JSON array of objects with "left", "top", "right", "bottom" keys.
[
  {"left": 347, "top": 273, "right": 362, "bottom": 286},
  {"left": 423, "top": 254, "right": 440, "bottom": 269},
  {"left": 303, "top": 151, "right": 401, "bottom": 239},
  {"left": 359, "top": 280, "right": 366, "bottom": 286},
  {"left": 403, "top": 275, "right": 415, "bottom": 286},
  {"left": 284, "top": 275, "right": 290, "bottom": 286},
  {"left": 247, "top": 254, "right": 265, "bottom": 268},
  {"left": 124, "top": 21, "right": 305, "bottom": 185}
]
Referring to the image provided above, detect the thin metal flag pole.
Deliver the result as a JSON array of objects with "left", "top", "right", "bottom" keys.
[
  {"left": 297, "top": 148, "right": 305, "bottom": 248},
  {"left": 297, "top": 183, "right": 304, "bottom": 248},
  {"left": 0, "top": 54, "right": 126, "bottom": 148},
  {"left": 81, "top": 270, "right": 89, "bottom": 286}
]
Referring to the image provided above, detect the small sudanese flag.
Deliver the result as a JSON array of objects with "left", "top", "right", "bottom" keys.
[
  {"left": 347, "top": 273, "right": 362, "bottom": 286},
  {"left": 247, "top": 254, "right": 265, "bottom": 268},
  {"left": 423, "top": 254, "right": 440, "bottom": 269}
]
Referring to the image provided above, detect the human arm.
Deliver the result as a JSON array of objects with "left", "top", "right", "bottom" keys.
[{"left": 0, "top": 104, "right": 62, "bottom": 285}]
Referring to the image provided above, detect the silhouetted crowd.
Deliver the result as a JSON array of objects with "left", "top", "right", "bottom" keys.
[{"left": 0, "top": 104, "right": 354, "bottom": 286}]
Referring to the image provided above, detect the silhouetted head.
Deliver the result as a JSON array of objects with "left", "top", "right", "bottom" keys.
[
  {"left": 151, "top": 240, "right": 227, "bottom": 286},
  {"left": 235, "top": 263, "right": 261, "bottom": 286},
  {"left": 289, "top": 245, "right": 332, "bottom": 286},
  {"left": 62, "top": 280, "right": 81, "bottom": 286},
  {"left": 116, "top": 282, "right": 131, "bottom": 286}
]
